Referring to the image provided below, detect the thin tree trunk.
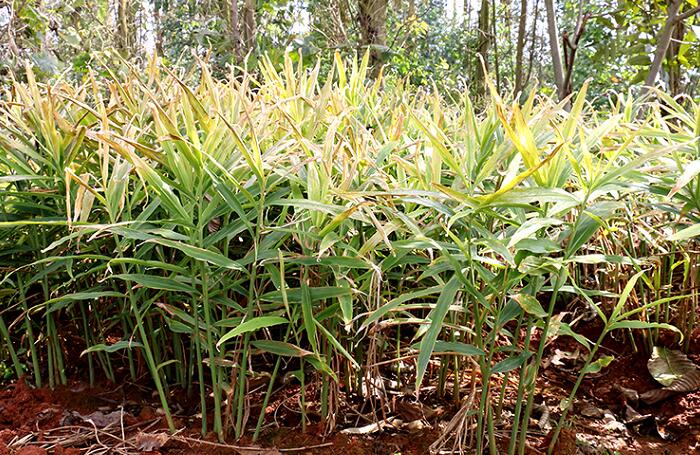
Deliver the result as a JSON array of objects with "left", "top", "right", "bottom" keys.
[
  {"left": 117, "top": 0, "right": 129, "bottom": 55},
  {"left": 464, "top": 0, "right": 472, "bottom": 77},
  {"left": 242, "top": 0, "right": 256, "bottom": 55},
  {"left": 475, "top": 0, "right": 490, "bottom": 90},
  {"left": 116, "top": 0, "right": 136, "bottom": 57},
  {"left": 525, "top": 0, "right": 540, "bottom": 84},
  {"left": 358, "top": 0, "right": 388, "bottom": 75},
  {"left": 491, "top": 0, "right": 500, "bottom": 90},
  {"left": 561, "top": 0, "right": 589, "bottom": 99},
  {"left": 667, "top": 18, "right": 684, "bottom": 96},
  {"left": 644, "top": 0, "right": 682, "bottom": 91},
  {"left": 6, "top": 1, "right": 22, "bottom": 59},
  {"left": 514, "top": 0, "right": 528, "bottom": 94},
  {"left": 229, "top": 0, "right": 242, "bottom": 60},
  {"left": 341, "top": 0, "right": 352, "bottom": 26},
  {"left": 544, "top": 0, "right": 565, "bottom": 100},
  {"left": 326, "top": 0, "right": 348, "bottom": 46},
  {"left": 154, "top": 0, "right": 163, "bottom": 55}
]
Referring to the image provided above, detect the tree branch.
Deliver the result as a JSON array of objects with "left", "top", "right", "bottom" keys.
[{"left": 675, "top": 5, "right": 700, "bottom": 23}]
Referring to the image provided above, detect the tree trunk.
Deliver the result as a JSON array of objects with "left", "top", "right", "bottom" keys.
[
  {"left": 242, "top": 0, "right": 256, "bottom": 55},
  {"left": 514, "top": 0, "right": 528, "bottom": 94},
  {"left": 116, "top": 0, "right": 136, "bottom": 57},
  {"left": 229, "top": 0, "right": 242, "bottom": 60},
  {"left": 667, "top": 18, "right": 685, "bottom": 96},
  {"left": 491, "top": 0, "right": 500, "bottom": 89},
  {"left": 358, "top": 0, "right": 388, "bottom": 74},
  {"left": 544, "top": 0, "right": 565, "bottom": 100},
  {"left": 525, "top": 0, "right": 541, "bottom": 84},
  {"left": 561, "top": 0, "right": 589, "bottom": 99},
  {"left": 329, "top": 0, "right": 349, "bottom": 46},
  {"left": 340, "top": 0, "right": 352, "bottom": 26},
  {"left": 154, "top": 0, "right": 163, "bottom": 55},
  {"left": 474, "top": 0, "right": 490, "bottom": 90},
  {"left": 117, "top": 0, "right": 129, "bottom": 55},
  {"left": 6, "top": 1, "right": 22, "bottom": 59},
  {"left": 644, "top": 0, "right": 682, "bottom": 92}
]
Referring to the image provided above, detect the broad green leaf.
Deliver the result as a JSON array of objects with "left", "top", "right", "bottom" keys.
[
  {"left": 582, "top": 355, "right": 614, "bottom": 375},
  {"left": 260, "top": 286, "right": 352, "bottom": 303},
  {"left": 145, "top": 237, "right": 245, "bottom": 271},
  {"left": 430, "top": 341, "right": 484, "bottom": 356},
  {"left": 415, "top": 276, "right": 461, "bottom": 389},
  {"left": 669, "top": 160, "right": 700, "bottom": 197},
  {"left": 252, "top": 340, "right": 313, "bottom": 357},
  {"left": 508, "top": 218, "right": 563, "bottom": 248},
  {"left": 42, "top": 291, "right": 125, "bottom": 314},
  {"left": 216, "top": 316, "right": 288, "bottom": 348},
  {"left": 492, "top": 351, "right": 533, "bottom": 374},
  {"left": 112, "top": 274, "right": 195, "bottom": 293},
  {"left": 669, "top": 223, "right": 700, "bottom": 241},
  {"left": 512, "top": 294, "right": 547, "bottom": 318},
  {"left": 608, "top": 321, "right": 681, "bottom": 339},
  {"left": 82, "top": 340, "right": 143, "bottom": 356}
]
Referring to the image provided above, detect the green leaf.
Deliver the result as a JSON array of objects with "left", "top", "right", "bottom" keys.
[
  {"left": 514, "top": 238, "right": 561, "bottom": 254},
  {"left": 607, "top": 320, "right": 681, "bottom": 339},
  {"left": 314, "top": 319, "right": 360, "bottom": 369},
  {"left": 492, "top": 351, "right": 533, "bottom": 374},
  {"left": 628, "top": 54, "right": 651, "bottom": 66},
  {"left": 301, "top": 279, "right": 318, "bottom": 352},
  {"left": 260, "top": 286, "right": 352, "bottom": 303},
  {"left": 146, "top": 237, "right": 245, "bottom": 271},
  {"left": 82, "top": 340, "right": 143, "bottom": 356},
  {"left": 112, "top": 274, "right": 195, "bottom": 293},
  {"left": 415, "top": 276, "right": 461, "bottom": 388},
  {"left": 669, "top": 160, "right": 700, "bottom": 198},
  {"left": 430, "top": 341, "right": 484, "bottom": 356},
  {"left": 361, "top": 285, "right": 443, "bottom": 330},
  {"left": 582, "top": 355, "right": 614, "bottom": 375},
  {"left": 216, "top": 316, "right": 288, "bottom": 348},
  {"left": 252, "top": 340, "right": 313, "bottom": 357},
  {"left": 508, "top": 218, "right": 562, "bottom": 248},
  {"left": 336, "top": 277, "right": 353, "bottom": 326},
  {"left": 511, "top": 294, "right": 547, "bottom": 318},
  {"left": 566, "top": 202, "right": 620, "bottom": 254},
  {"left": 610, "top": 269, "right": 646, "bottom": 322},
  {"left": 43, "top": 291, "right": 125, "bottom": 314},
  {"left": 669, "top": 223, "right": 700, "bottom": 241}
]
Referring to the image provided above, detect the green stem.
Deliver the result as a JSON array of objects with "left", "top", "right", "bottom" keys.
[
  {"left": 18, "top": 275, "right": 40, "bottom": 386},
  {"left": 548, "top": 330, "right": 606, "bottom": 453},
  {"left": 518, "top": 267, "right": 566, "bottom": 455}
]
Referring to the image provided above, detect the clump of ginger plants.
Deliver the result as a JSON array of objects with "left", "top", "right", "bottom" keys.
[{"left": 1, "top": 54, "right": 699, "bottom": 453}]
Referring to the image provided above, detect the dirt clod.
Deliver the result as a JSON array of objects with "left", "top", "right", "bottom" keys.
[{"left": 14, "top": 447, "right": 47, "bottom": 455}]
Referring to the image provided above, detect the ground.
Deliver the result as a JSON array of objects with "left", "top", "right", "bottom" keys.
[{"left": 1, "top": 330, "right": 700, "bottom": 454}]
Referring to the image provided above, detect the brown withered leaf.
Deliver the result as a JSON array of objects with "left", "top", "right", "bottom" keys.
[
  {"left": 134, "top": 432, "right": 170, "bottom": 451},
  {"left": 640, "top": 347, "right": 700, "bottom": 405}
]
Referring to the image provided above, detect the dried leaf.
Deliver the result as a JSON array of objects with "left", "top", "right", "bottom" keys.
[
  {"left": 647, "top": 346, "right": 697, "bottom": 386},
  {"left": 134, "top": 432, "right": 170, "bottom": 451},
  {"left": 340, "top": 417, "right": 402, "bottom": 435},
  {"left": 640, "top": 347, "right": 700, "bottom": 404},
  {"left": 641, "top": 369, "right": 700, "bottom": 404},
  {"left": 60, "top": 410, "right": 123, "bottom": 428}
]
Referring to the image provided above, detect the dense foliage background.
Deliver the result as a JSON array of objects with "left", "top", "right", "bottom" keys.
[{"left": 1, "top": 0, "right": 699, "bottom": 100}]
